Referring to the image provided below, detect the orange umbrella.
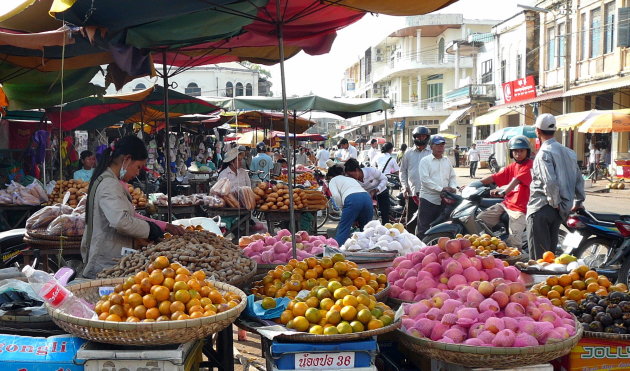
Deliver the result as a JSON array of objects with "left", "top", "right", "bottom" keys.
[{"left": 578, "top": 108, "right": 630, "bottom": 133}]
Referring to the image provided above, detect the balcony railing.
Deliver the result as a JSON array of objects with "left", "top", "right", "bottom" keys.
[{"left": 443, "top": 84, "right": 496, "bottom": 108}]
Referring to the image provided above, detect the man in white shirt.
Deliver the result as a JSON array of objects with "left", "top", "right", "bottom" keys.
[
  {"left": 337, "top": 138, "right": 358, "bottom": 163},
  {"left": 400, "top": 126, "right": 432, "bottom": 233},
  {"left": 315, "top": 143, "right": 330, "bottom": 168},
  {"left": 417, "top": 135, "right": 458, "bottom": 237},
  {"left": 366, "top": 139, "right": 379, "bottom": 166},
  {"left": 467, "top": 143, "right": 481, "bottom": 178}
]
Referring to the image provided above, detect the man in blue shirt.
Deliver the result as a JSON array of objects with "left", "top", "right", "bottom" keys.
[{"left": 250, "top": 142, "right": 273, "bottom": 182}]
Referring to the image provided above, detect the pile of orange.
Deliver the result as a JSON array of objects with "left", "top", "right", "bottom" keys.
[
  {"left": 538, "top": 251, "right": 556, "bottom": 264},
  {"left": 95, "top": 256, "right": 242, "bottom": 322},
  {"left": 530, "top": 265, "right": 628, "bottom": 306},
  {"left": 251, "top": 254, "right": 387, "bottom": 299},
  {"left": 277, "top": 282, "right": 395, "bottom": 335},
  {"left": 459, "top": 233, "right": 521, "bottom": 257}
]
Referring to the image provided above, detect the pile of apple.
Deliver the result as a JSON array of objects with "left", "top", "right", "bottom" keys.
[
  {"left": 401, "top": 280, "right": 577, "bottom": 346},
  {"left": 386, "top": 237, "right": 522, "bottom": 302},
  {"left": 241, "top": 229, "right": 337, "bottom": 264}
]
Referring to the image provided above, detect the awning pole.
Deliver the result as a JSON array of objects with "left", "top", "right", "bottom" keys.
[
  {"left": 384, "top": 110, "right": 389, "bottom": 142},
  {"left": 161, "top": 51, "right": 173, "bottom": 222},
  {"left": 276, "top": 0, "right": 297, "bottom": 258}
]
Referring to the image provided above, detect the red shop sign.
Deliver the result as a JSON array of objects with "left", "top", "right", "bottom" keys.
[{"left": 502, "top": 76, "right": 537, "bottom": 103}]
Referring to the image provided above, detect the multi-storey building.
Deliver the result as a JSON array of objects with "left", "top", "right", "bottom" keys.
[
  {"left": 340, "top": 15, "right": 498, "bottom": 148},
  {"left": 534, "top": 0, "right": 630, "bottom": 172}
]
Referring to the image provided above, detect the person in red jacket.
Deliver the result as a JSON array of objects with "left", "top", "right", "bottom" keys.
[{"left": 476, "top": 135, "right": 533, "bottom": 248}]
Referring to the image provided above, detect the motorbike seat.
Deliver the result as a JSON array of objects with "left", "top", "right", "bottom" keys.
[
  {"left": 479, "top": 198, "right": 503, "bottom": 208},
  {"left": 591, "top": 212, "right": 625, "bottom": 223}
]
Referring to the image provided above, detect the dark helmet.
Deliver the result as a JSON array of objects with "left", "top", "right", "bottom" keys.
[
  {"left": 412, "top": 126, "right": 430, "bottom": 138},
  {"left": 508, "top": 135, "right": 531, "bottom": 160},
  {"left": 381, "top": 142, "right": 394, "bottom": 153},
  {"left": 256, "top": 142, "right": 266, "bottom": 152},
  {"left": 412, "top": 126, "right": 430, "bottom": 146},
  {"left": 337, "top": 138, "right": 349, "bottom": 146}
]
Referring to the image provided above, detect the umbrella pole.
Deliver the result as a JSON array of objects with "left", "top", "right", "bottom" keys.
[
  {"left": 293, "top": 110, "right": 297, "bottom": 188},
  {"left": 161, "top": 51, "right": 173, "bottom": 223},
  {"left": 276, "top": 1, "right": 297, "bottom": 259}
]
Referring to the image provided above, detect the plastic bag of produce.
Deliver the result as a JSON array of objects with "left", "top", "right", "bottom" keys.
[
  {"left": 0, "top": 190, "right": 11, "bottom": 204},
  {"left": 26, "top": 203, "right": 74, "bottom": 229},
  {"left": 72, "top": 195, "right": 87, "bottom": 215},
  {"left": 13, "top": 189, "right": 41, "bottom": 205},
  {"left": 210, "top": 178, "right": 231, "bottom": 196},
  {"left": 25, "top": 179, "right": 48, "bottom": 203},
  {"left": 46, "top": 213, "right": 85, "bottom": 236},
  {"left": 203, "top": 195, "right": 225, "bottom": 208}
]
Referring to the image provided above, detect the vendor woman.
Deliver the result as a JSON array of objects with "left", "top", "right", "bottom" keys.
[
  {"left": 73, "top": 150, "right": 96, "bottom": 181},
  {"left": 218, "top": 147, "right": 251, "bottom": 191},
  {"left": 81, "top": 136, "right": 184, "bottom": 278},
  {"left": 327, "top": 164, "right": 373, "bottom": 245}
]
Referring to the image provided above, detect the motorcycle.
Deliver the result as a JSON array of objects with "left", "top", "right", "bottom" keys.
[
  {"left": 488, "top": 153, "right": 501, "bottom": 174},
  {"left": 563, "top": 209, "right": 630, "bottom": 284},
  {"left": 421, "top": 181, "right": 506, "bottom": 245}
]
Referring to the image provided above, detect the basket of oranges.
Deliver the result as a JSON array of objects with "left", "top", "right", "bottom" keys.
[
  {"left": 530, "top": 265, "right": 628, "bottom": 307},
  {"left": 250, "top": 255, "right": 389, "bottom": 302},
  {"left": 46, "top": 256, "right": 247, "bottom": 345}
]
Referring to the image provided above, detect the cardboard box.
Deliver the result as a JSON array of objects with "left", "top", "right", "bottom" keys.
[
  {"left": 0, "top": 334, "right": 85, "bottom": 371},
  {"left": 551, "top": 336, "right": 630, "bottom": 371},
  {"left": 76, "top": 340, "right": 202, "bottom": 371}
]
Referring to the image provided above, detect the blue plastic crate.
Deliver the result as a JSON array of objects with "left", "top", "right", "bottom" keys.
[{"left": 270, "top": 338, "right": 377, "bottom": 370}]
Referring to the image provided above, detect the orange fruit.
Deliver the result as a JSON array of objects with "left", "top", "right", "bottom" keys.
[
  {"left": 546, "top": 276, "right": 559, "bottom": 286},
  {"left": 133, "top": 305, "right": 147, "bottom": 319},
  {"left": 547, "top": 290, "right": 561, "bottom": 300},
  {"left": 587, "top": 283, "right": 600, "bottom": 292},
  {"left": 153, "top": 286, "right": 170, "bottom": 302},
  {"left": 134, "top": 271, "right": 149, "bottom": 284},
  {"left": 367, "top": 319, "right": 384, "bottom": 330},
  {"left": 584, "top": 270, "right": 598, "bottom": 280},
  {"left": 158, "top": 300, "right": 172, "bottom": 315},
  {"left": 542, "top": 251, "right": 555, "bottom": 262},
  {"left": 154, "top": 256, "right": 169, "bottom": 269},
  {"left": 326, "top": 311, "right": 341, "bottom": 325},
  {"left": 596, "top": 288, "right": 608, "bottom": 296},
  {"left": 280, "top": 310, "right": 294, "bottom": 325},
  {"left": 340, "top": 306, "right": 357, "bottom": 321},
  {"left": 567, "top": 289, "right": 582, "bottom": 301},
  {"left": 105, "top": 314, "right": 122, "bottom": 322},
  {"left": 292, "top": 302, "right": 309, "bottom": 317},
  {"left": 292, "top": 316, "right": 310, "bottom": 332},
  {"left": 145, "top": 307, "right": 160, "bottom": 320},
  {"left": 569, "top": 271, "right": 580, "bottom": 282},
  {"left": 192, "top": 270, "right": 206, "bottom": 281},
  {"left": 550, "top": 298, "right": 562, "bottom": 307},
  {"left": 598, "top": 276, "right": 611, "bottom": 288}
]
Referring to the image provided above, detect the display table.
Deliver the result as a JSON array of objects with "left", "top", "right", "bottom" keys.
[
  {"left": 0, "top": 204, "right": 42, "bottom": 231},
  {"left": 22, "top": 234, "right": 82, "bottom": 272},
  {"left": 156, "top": 205, "right": 198, "bottom": 219},
  {"left": 204, "top": 207, "right": 251, "bottom": 238},
  {"left": 259, "top": 210, "right": 318, "bottom": 234}
]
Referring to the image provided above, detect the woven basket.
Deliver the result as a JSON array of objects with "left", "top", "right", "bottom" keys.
[
  {"left": 374, "top": 283, "right": 390, "bottom": 302},
  {"left": 584, "top": 329, "right": 630, "bottom": 340},
  {"left": 397, "top": 318, "right": 583, "bottom": 368},
  {"left": 273, "top": 319, "right": 401, "bottom": 343},
  {"left": 23, "top": 235, "right": 83, "bottom": 248},
  {"left": 47, "top": 278, "right": 247, "bottom": 346},
  {"left": 226, "top": 260, "right": 257, "bottom": 289},
  {"left": 25, "top": 228, "right": 83, "bottom": 242}
]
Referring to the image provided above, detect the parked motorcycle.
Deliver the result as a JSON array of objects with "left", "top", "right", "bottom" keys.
[
  {"left": 421, "top": 182, "right": 506, "bottom": 245},
  {"left": 563, "top": 209, "right": 630, "bottom": 284},
  {"left": 488, "top": 153, "right": 501, "bottom": 174}
]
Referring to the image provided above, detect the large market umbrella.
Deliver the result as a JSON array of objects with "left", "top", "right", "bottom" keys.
[
  {"left": 556, "top": 110, "right": 601, "bottom": 131},
  {"left": 236, "top": 130, "right": 267, "bottom": 146},
  {"left": 485, "top": 126, "right": 536, "bottom": 144},
  {"left": 578, "top": 109, "right": 630, "bottom": 133},
  {"left": 46, "top": 85, "right": 220, "bottom": 131},
  {"left": 220, "top": 111, "right": 317, "bottom": 133}
]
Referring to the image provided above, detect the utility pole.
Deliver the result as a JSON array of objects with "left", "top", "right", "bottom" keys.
[{"left": 562, "top": 0, "right": 571, "bottom": 116}]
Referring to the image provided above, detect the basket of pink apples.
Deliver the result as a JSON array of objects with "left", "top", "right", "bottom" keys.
[{"left": 397, "top": 279, "right": 582, "bottom": 368}]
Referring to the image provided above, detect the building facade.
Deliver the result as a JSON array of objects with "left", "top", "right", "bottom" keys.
[
  {"left": 97, "top": 62, "right": 271, "bottom": 97},
  {"left": 340, "top": 15, "right": 498, "bottom": 148}
]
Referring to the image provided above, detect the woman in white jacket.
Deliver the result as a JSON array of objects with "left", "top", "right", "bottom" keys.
[{"left": 81, "top": 136, "right": 184, "bottom": 278}]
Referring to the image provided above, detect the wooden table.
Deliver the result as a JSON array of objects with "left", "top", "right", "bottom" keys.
[
  {"left": 203, "top": 207, "right": 251, "bottom": 239},
  {"left": 0, "top": 204, "right": 42, "bottom": 231},
  {"left": 200, "top": 324, "right": 235, "bottom": 371},
  {"left": 259, "top": 209, "right": 318, "bottom": 234}
]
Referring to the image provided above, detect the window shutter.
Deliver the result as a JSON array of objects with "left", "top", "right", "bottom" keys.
[{"left": 617, "top": 8, "right": 630, "bottom": 47}]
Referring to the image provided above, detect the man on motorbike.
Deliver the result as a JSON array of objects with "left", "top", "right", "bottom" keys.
[
  {"left": 417, "top": 136, "right": 458, "bottom": 237},
  {"left": 400, "top": 126, "right": 432, "bottom": 234},
  {"left": 476, "top": 135, "right": 533, "bottom": 248},
  {"left": 527, "top": 114, "right": 585, "bottom": 260}
]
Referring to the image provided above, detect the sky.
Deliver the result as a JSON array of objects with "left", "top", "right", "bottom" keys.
[{"left": 267, "top": 0, "right": 535, "bottom": 98}]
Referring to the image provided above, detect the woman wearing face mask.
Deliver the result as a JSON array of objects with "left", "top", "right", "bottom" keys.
[{"left": 81, "top": 136, "right": 185, "bottom": 278}]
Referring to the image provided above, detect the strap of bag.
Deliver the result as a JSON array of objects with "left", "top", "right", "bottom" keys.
[{"left": 381, "top": 156, "right": 392, "bottom": 172}]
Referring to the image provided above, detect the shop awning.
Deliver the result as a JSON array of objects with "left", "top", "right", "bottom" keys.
[
  {"left": 578, "top": 108, "right": 630, "bottom": 133},
  {"left": 271, "top": 131, "right": 327, "bottom": 141},
  {"left": 473, "top": 108, "right": 518, "bottom": 126},
  {"left": 439, "top": 106, "right": 471, "bottom": 131},
  {"left": 219, "top": 111, "right": 317, "bottom": 134},
  {"left": 334, "top": 126, "right": 361, "bottom": 138},
  {"left": 556, "top": 110, "right": 600, "bottom": 131},
  {"left": 564, "top": 76, "right": 630, "bottom": 97}
]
